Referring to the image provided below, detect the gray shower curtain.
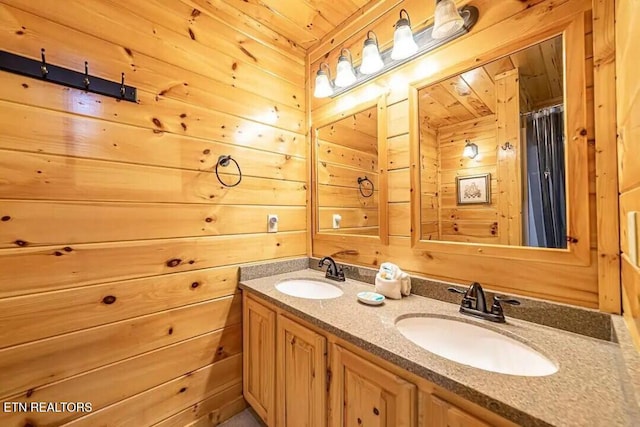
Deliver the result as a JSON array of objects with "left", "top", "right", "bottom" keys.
[{"left": 525, "top": 106, "right": 567, "bottom": 249}]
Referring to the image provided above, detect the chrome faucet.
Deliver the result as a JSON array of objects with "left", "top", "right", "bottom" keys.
[
  {"left": 318, "top": 257, "right": 345, "bottom": 282},
  {"left": 448, "top": 282, "right": 520, "bottom": 323}
]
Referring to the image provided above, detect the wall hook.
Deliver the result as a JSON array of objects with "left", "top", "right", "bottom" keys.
[
  {"left": 501, "top": 141, "right": 514, "bottom": 150},
  {"left": 215, "top": 155, "right": 242, "bottom": 187},
  {"left": 40, "top": 48, "right": 48, "bottom": 78},
  {"left": 120, "top": 73, "right": 126, "bottom": 98},
  {"left": 0, "top": 49, "right": 138, "bottom": 102},
  {"left": 83, "top": 61, "right": 90, "bottom": 89}
]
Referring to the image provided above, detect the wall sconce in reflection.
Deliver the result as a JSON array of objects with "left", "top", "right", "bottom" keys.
[
  {"left": 314, "top": 62, "right": 334, "bottom": 98},
  {"left": 360, "top": 31, "right": 384, "bottom": 75},
  {"left": 335, "top": 49, "right": 357, "bottom": 87},
  {"left": 463, "top": 140, "right": 479, "bottom": 159},
  {"left": 391, "top": 9, "right": 418, "bottom": 60},
  {"left": 433, "top": 0, "right": 465, "bottom": 39}
]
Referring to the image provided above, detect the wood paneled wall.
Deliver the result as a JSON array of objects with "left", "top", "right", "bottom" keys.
[
  {"left": 616, "top": 0, "right": 640, "bottom": 349},
  {"left": 437, "top": 116, "right": 499, "bottom": 244},
  {"left": 316, "top": 105, "right": 379, "bottom": 235},
  {"left": 420, "top": 126, "right": 439, "bottom": 239},
  {"left": 0, "top": 0, "right": 306, "bottom": 425},
  {"left": 310, "top": 0, "right": 620, "bottom": 309}
]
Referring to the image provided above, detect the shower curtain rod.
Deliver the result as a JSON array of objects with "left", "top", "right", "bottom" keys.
[{"left": 520, "top": 103, "right": 564, "bottom": 116}]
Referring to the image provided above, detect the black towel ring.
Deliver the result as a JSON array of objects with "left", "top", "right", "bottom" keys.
[
  {"left": 215, "top": 155, "right": 242, "bottom": 187},
  {"left": 357, "top": 176, "right": 374, "bottom": 198}
]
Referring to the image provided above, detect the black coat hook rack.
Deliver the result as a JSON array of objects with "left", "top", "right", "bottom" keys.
[{"left": 0, "top": 49, "right": 137, "bottom": 102}]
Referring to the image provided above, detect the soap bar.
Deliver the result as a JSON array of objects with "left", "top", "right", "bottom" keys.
[{"left": 357, "top": 291, "right": 385, "bottom": 306}]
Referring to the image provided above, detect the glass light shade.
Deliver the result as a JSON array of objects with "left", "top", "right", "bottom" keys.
[
  {"left": 391, "top": 20, "right": 418, "bottom": 60},
  {"left": 360, "top": 39, "right": 384, "bottom": 75},
  {"left": 463, "top": 141, "right": 479, "bottom": 159},
  {"left": 314, "top": 69, "right": 333, "bottom": 98},
  {"left": 432, "top": 0, "right": 464, "bottom": 39},
  {"left": 334, "top": 56, "right": 357, "bottom": 87}
]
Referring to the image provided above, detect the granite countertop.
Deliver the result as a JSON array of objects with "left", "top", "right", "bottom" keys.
[{"left": 240, "top": 268, "right": 639, "bottom": 427}]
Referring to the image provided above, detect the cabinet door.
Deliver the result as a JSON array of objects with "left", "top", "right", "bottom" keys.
[
  {"left": 277, "top": 315, "right": 327, "bottom": 427},
  {"left": 425, "top": 394, "right": 491, "bottom": 427},
  {"left": 331, "top": 345, "right": 416, "bottom": 427},
  {"left": 243, "top": 295, "right": 276, "bottom": 426}
]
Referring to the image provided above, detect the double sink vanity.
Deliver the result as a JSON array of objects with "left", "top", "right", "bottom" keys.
[{"left": 239, "top": 258, "right": 639, "bottom": 427}]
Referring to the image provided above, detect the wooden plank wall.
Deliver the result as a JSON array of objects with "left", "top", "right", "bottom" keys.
[
  {"left": 316, "top": 106, "right": 379, "bottom": 235},
  {"left": 309, "top": 0, "right": 614, "bottom": 308},
  {"left": 437, "top": 116, "right": 499, "bottom": 244},
  {"left": 616, "top": 0, "right": 640, "bottom": 348},
  {"left": 0, "top": 0, "right": 306, "bottom": 425},
  {"left": 419, "top": 126, "right": 439, "bottom": 240}
]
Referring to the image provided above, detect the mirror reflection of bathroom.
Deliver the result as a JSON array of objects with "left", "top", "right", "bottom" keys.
[
  {"left": 316, "top": 104, "right": 379, "bottom": 236},
  {"left": 418, "top": 35, "right": 567, "bottom": 249}
]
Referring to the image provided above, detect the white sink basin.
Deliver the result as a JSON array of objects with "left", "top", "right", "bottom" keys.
[
  {"left": 275, "top": 279, "right": 344, "bottom": 300},
  {"left": 396, "top": 316, "right": 558, "bottom": 377}
]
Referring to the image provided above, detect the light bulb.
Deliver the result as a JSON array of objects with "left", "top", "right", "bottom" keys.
[
  {"left": 391, "top": 10, "right": 418, "bottom": 60},
  {"left": 432, "top": 0, "right": 464, "bottom": 39},
  {"left": 334, "top": 50, "right": 357, "bottom": 87},
  {"left": 360, "top": 33, "right": 384, "bottom": 75},
  {"left": 313, "top": 64, "right": 333, "bottom": 98}
]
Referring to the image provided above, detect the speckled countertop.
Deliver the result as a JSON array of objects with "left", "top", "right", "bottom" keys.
[{"left": 240, "top": 268, "right": 640, "bottom": 427}]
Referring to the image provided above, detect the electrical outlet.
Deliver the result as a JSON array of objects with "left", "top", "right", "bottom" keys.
[
  {"left": 267, "top": 214, "right": 278, "bottom": 233},
  {"left": 332, "top": 214, "right": 342, "bottom": 229}
]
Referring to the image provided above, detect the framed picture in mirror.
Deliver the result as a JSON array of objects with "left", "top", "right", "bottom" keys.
[{"left": 456, "top": 174, "right": 491, "bottom": 205}]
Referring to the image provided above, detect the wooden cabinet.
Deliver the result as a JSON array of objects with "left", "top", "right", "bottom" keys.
[
  {"left": 277, "top": 314, "right": 327, "bottom": 427},
  {"left": 242, "top": 294, "right": 512, "bottom": 427},
  {"left": 243, "top": 295, "right": 276, "bottom": 426},
  {"left": 423, "top": 394, "right": 491, "bottom": 427},
  {"left": 330, "top": 345, "right": 416, "bottom": 427}
]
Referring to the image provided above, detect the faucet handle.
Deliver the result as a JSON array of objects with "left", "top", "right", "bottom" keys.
[
  {"left": 493, "top": 295, "right": 521, "bottom": 306},
  {"left": 447, "top": 287, "right": 466, "bottom": 294}
]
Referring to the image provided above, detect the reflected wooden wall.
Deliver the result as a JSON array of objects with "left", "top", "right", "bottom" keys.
[
  {"left": 316, "top": 106, "right": 379, "bottom": 235},
  {"left": 0, "top": 0, "right": 306, "bottom": 425},
  {"left": 437, "top": 116, "right": 499, "bottom": 243},
  {"left": 616, "top": 0, "right": 640, "bottom": 348}
]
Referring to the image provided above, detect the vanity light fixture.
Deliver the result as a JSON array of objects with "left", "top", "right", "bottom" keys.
[
  {"left": 391, "top": 9, "right": 419, "bottom": 60},
  {"left": 312, "top": 5, "right": 478, "bottom": 98},
  {"left": 463, "top": 140, "right": 478, "bottom": 159},
  {"left": 335, "top": 49, "right": 358, "bottom": 87},
  {"left": 313, "top": 62, "right": 334, "bottom": 98},
  {"left": 360, "top": 31, "right": 384, "bottom": 75},
  {"left": 432, "top": 0, "right": 465, "bottom": 39}
]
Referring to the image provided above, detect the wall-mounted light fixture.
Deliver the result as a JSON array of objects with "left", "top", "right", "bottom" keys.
[
  {"left": 463, "top": 140, "right": 479, "bottom": 159},
  {"left": 314, "top": 62, "right": 334, "bottom": 98},
  {"left": 433, "top": 0, "right": 465, "bottom": 39},
  {"left": 312, "top": 6, "right": 478, "bottom": 98},
  {"left": 335, "top": 49, "right": 357, "bottom": 87},
  {"left": 391, "top": 9, "right": 418, "bottom": 60},
  {"left": 360, "top": 31, "right": 384, "bottom": 75}
]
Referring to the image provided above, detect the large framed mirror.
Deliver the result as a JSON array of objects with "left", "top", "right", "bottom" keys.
[
  {"left": 312, "top": 95, "right": 388, "bottom": 244},
  {"left": 409, "top": 16, "right": 590, "bottom": 265}
]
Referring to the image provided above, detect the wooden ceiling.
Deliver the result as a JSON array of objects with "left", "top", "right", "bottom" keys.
[
  {"left": 209, "top": 0, "right": 374, "bottom": 50},
  {"left": 419, "top": 36, "right": 564, "bottom": 129}
]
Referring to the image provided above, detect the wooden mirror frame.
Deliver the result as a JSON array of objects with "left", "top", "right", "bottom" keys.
[
  {"left": 312, "top": 94, "right": 389, "bottom": 246},
  {"left": 409, "top": 14, "right": 590, "bottom": 266}
]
